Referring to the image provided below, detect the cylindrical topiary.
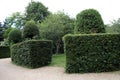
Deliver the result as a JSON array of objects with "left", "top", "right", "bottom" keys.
[
  {"left": 23, "top": 20, "right": 39, "bottom": 39},
  {"left": 75, "top": 9, "right": 105, "bottom": 34},
  {"left": 8, "top": 29, "right": 22, "bottom": 43}
]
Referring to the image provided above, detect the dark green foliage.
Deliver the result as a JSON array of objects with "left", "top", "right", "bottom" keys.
[
  {"left": 75, "top": 9, "right": 105, "bottom": 34},
  {"left": 23, "top": 20, "right": 39, "bottom": 39},
  {"left": 0, "top": 22, "right": 4, "bottom": 41},
  {"left": 8, "top": 29, "right": 22, "bottom": 43},
  {"left": 11, "top": 40, "right": 53, "bottom": 68},
  {"left": 0, "top": 46, "right": 10, "bottom": 58},
  {"left": 63, "top": 34, "right": 120, "bottom": 73},
  {"left": 25, "top": 1, "right": 49, "bottom": 23}
]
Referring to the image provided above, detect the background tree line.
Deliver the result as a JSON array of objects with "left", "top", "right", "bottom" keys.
[
  {"left": 0, "top": 1, "right": 74, "bottom": 53},
  {"left": 0, "top": 1, "right": 120, "bottom": 53}
]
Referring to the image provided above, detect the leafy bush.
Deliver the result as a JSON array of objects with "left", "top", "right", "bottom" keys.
[
  {"left": 8, "top": 29, "right": 22, "bottom": 43},
  {"left": 23, "top": 20, "right": 39, "bottom": 39},
  {"left": 75, "top": 9, "right": 105, "bottom": 34},
  {"left": 63, "top": 34, "right": 120, "bottom": 73},
  {"left": 11, "top": 40, "right": 53, "bottom": 68},
  {"left": 0, "top": 46, "right": 10, "bottom": 58}
]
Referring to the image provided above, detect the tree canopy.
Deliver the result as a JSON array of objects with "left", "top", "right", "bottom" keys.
[
  {"left": 25, "top": 1, "right": 50, "bottom": 23},
  {"left": 3, "top": 12, "right": 25, "bottom": 29},
  {"left": 39, "top": 12, "right": 74, "bottom": 53}
]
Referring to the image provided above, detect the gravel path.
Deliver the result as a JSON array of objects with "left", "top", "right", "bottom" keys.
[{"left": 0, "top": 58, "right": 120, "bottom": 80}]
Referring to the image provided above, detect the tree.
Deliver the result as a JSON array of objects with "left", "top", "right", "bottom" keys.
[
  {"left": 107, "top": 18, "right": 120, "bottom": 33},
  {"left": 39, "top": 12, "right": 74, "bottom": 53},
  {"left": 23, "top": 20, "right": 39, "bottom": 39},
  {"left": 8, "top": 28, "right": 22, "bottom": 44},
  {"left": 75, "top": 9, "right": 105, "bottom": 34},
  {"left": 3, "top": 27, "right": 13, "bottom": 38},
  {"left": 25, "top": 1, "right": 49, "bottom": 23},
  {"left": 3, "top": 12, "right": 25, "bottom": 29}
]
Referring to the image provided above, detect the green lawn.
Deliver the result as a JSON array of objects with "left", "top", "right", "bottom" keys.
[{"left": 49, "top": 54, "right": 66, "bottom": 68}]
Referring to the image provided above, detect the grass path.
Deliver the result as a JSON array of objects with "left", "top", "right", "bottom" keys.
[{"left": 49, "top": 54, "right": 66, "bottom": 67}]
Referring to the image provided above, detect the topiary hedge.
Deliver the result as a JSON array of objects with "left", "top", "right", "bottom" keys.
[
  {"left": 8, "top": 29, "right": 22, "bottom": 44},
  {"left": 0, "top": 46, "right": 10, "bottom": 59},
  {"left": 23, "top": 20, "right": 39, "bottom": 39},
  {"left": 63, "top": 33, "right": 120, "bottom": 73},
  {"left": 75, "top": 9, "right": 105, "bottom": 34},
  {"left": 11, "top": 40, "right": 53, "bottom": 68}
]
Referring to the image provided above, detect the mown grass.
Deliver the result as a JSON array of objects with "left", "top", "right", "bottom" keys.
[{"left": 49, "top": 54, "right": 66, "bottom": 68}]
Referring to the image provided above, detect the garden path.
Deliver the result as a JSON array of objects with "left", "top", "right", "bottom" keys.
[{"left": 0, "top": 58, "right": 120, "bottom": 80}]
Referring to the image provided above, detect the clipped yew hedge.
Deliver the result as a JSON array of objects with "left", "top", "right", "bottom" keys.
[
  {"left": 11, "top": 40, "right": 53, "bottom": 68},
  {"left": 63, "top": 33, "right": 120, "bottom": 73},
  {"left": 75, "top": 9, "right": 105, "bottom": 34},
  {"left": 0, "top": 46, "right": 10, "bottom": 59}
]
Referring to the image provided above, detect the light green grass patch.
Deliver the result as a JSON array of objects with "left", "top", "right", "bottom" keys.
[{"left": 49, "top": 54, "right": 66, "bottom": 68}]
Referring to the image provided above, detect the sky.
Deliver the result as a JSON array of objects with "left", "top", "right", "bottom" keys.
[{"left": 0, "top": 0, "right": 120, "bottom": 24}]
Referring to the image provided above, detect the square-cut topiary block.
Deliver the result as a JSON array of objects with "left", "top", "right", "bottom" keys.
[
  {"left": 11, "top": 40, "right": 53, "bottom": 68},
  {"left": 63, "top": 33, "right": 120, "bottom": 73}
]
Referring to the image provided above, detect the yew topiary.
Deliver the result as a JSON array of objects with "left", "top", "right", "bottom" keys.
[
  {"left": 23, "top": 20, "right": 39, "bottom": 39},
  {"left": 8, "top": 29, "right": 22, "bottom": 43},
  {"left": 75, "top": 9, "right": 105, "bottom": 34}
]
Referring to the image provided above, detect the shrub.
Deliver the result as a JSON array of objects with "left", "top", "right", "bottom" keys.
[
  {"left": 63, "top": 33, "right": 120, "bottom": 73},
  {"left": 11, "top": 40, "right": 53, "bottom": 68},
  {"left": 8, "top": 29, "right": 22, "bottom": 43},
  {"left": 75, "top": 9, "right": 105, "bottom": 34},
  {"left": 23, "top": 20, "right": 39, "bottom": 39},
  {"left": 0, "top": 46, "right": 10, "bottom": 58}
]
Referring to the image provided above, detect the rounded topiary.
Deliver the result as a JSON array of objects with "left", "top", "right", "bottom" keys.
[
  {"left": 8, "top": 29, "right": 22, "bottom": 43},
  {"left": 75, "top": 9, "right": 105, "bottom": 34},
  {"left": 23, "top": 20, "right": 39, "bottom": 39}
]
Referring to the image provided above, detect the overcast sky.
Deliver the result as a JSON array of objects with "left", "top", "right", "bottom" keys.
[{"left": 0, "top": 0, "right": 120, "bottom": 24}]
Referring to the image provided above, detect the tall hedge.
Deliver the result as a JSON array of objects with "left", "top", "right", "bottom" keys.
[
  {"left": 63, "top": 34, "right": 120, "bottom": 73},
  {"left": 11, "top": 40, "right": 53, "bottom": 68},
  {"left": 0, "top": 46, "right": 10, "bottom": 58},
  {"left": 75, "top": 9, "right": 105, "bottom": 34}
]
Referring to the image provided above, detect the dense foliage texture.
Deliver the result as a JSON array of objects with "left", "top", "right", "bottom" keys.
[
  {"left": 25, "top": 1, "right": 49, "bottom": 23},
  {"left": 8, "top": 29, "right": 22, "bottom": 43},
  {"left": 11, "top": 40, "right": 53, "bottom": 68},
  {"left": 0, "top": 46, "right": 10, "bottom": 58},
  {"left": 63, "top": 34, "right": 120, "bottom": 73},
  {"left": 40, "top": 12, "right": 74, "bottom": 53},
  {"left": 75, "top": 9, "right": 105, "bottom": 34},
  {"left": 23, "top": 20, "right": 39, "bottom": 39}
]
